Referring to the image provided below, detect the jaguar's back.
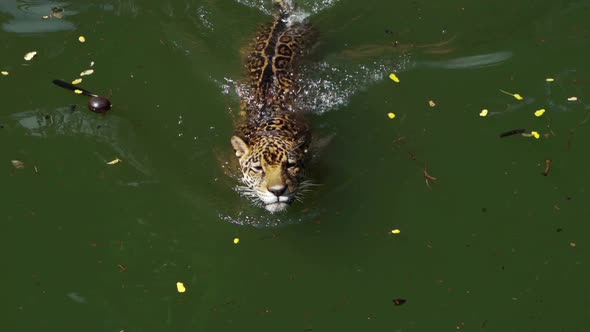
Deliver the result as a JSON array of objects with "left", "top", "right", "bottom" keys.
[{"left": 244, "top": 1, "right": 315, "bottom": 116}]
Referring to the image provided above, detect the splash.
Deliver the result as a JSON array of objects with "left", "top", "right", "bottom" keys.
[
  {"left": 218, "top": 204, "right": 321, "bottom": 228},
  {"left": 294, "top": 56, "right": 412, "bottom": 114},
  {"left": 301, "top": 0, "right": 340, "bottom": 13},
  {"left": 233, "top": 0, "right": 340, "bottom": 16},
  {"left": 233, "top": 0, "right": 272, "bottom": 15},
  {"left": 196, "top": 5, "right": 214, "bottom": 31}
]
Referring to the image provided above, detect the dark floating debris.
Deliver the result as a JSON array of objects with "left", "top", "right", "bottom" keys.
[
  {"left": 52, "top": 79, "right": 111, "bottom": 113},
  {"left": 88, "top": 96, "right": 112, "bottom": 113},
  {"left": 52, "top": 79, "right": 96, "bottom": 97},
  {"left": 542, "top": 159, "right": 552, "bottom": 176},
  {"left": 499, "top": 128, "right": 526, "bottom": 138},
  {"left": 392, "top": 298, "right": 407, "bottom": 306},
  {"left": 50, "top": 7, "right": 65, "bottom": 19}
]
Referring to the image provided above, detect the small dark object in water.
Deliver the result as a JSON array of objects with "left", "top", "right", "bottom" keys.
[
  {"left": 52, "top": 79, "right": 111, "bottom": 113},
  {"left": 499, "top": 128, "right": 526, "bottom": 138},
  {"left": 88, "top": 96, "right": 111, "bottom": 113},
  {"left": 542, "top": 159, "right": 552, "bottom": 176},
  {"left": 392, "top": 298, "right": 407, "bottom": 306},
  {"left": 51, "top": 7, "right": 64, "bottom": 13}
]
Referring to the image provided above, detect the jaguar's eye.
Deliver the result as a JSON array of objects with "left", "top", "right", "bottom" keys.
[
  {"left": 287, "top": 161, "right": 297, "bottom": 169},
  {"left": 251, "top": 164, "right": 263, "bottom": 172}
]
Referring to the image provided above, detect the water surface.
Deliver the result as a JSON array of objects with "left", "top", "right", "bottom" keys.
[{"left": 2, "top": 0, "right": 590, "bottom": 331}]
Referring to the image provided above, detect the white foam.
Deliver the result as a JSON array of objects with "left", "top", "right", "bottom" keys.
[{"left": 233, "top": 0, "right": 339, "bottom": 16}]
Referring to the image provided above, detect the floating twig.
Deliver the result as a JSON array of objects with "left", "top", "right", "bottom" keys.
[
  {"left": 392, "top": 298, "right": 407, "bottom": 306},
  {"left": 423, "top": 162, "right": 438, "bottom": 190},
  {"left": 499, "top": 128, "right": 526, "bottom": 138},
  {"left": 542, "top": 159, "right": 552, "bottom": 176},
  {"left": 52, "top": 79, "right": 97, "bottom": 97}
]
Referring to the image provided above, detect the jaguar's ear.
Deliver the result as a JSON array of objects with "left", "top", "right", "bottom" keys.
[{"left": 231, "top": 136, "right": 249, "bottom": 157}]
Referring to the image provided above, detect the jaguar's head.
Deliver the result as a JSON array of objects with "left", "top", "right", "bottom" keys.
[{"left": 231, "top": 134, "right": 309, "bottom": 213}]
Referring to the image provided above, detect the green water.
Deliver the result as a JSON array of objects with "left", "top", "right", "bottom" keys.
[{"left": 2, "top": 0, "right": 590, "bottom": 331}]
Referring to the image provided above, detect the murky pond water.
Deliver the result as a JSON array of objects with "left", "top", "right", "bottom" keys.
[{"left": 2, "top": 0, "right": 590, "bottom": 331}]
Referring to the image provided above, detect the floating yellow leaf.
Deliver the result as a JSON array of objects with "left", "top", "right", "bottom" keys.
[
  {"left": 479, "top": 109, "right": 488, "bottom": 117},
  {"left": 567, "top": 96, "right": 578, "bottom": 101},
  {"left": 545, "top": 78, "right": 555, "bottom": 82},
  {"left": 1, "top": 71, "right": 8, "bottom": 76},
  {"left": 42, "top": 15, "right": 49, "bottom": 19},
  {"left": 387, "top": 112, "right": 396, "bottom": 119},
  {"left": 428, "top": 100, "right": 436, "bottom": 107},
  {"left": 391, "top": 229, "right": 401, "bottom": 234},
  {"left": 74, "top": 89, "right": 83, "bottom": 94},
  {"left": 24, "top": 51, "right": 37, "bottom": 61},
  {"left": 499, "top": 90, "right": 523, "bottom": 100},
  {"left": 176, "top": 282, "right": 186, "bottom": 293},
  {"left": 71, "top": 78, "right": 82, "bottom": 85},
  {"left": 534, "top": 109, "right": 546, "bottom": 117},
  {"left": 80, "top": 69, "right": 94, "bottom": 76},
  {"left": 389, "top": 73, "right": 400, "bottom": 83},
  {"left": 531, "top": 131, "right": 540, "bottom": 139},
  {"left": 106, "top": 158, "right": 122, "bottom": 165},
  {"left": 233, "top": 237, "right": 240, "bottom": 244},
  {"left": 78, "top": 36, "right": 86, "bottom": 43}
]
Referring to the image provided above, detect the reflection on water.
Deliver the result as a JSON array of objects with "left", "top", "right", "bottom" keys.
[
  {"left": 1, "top": 1, "right": 76, "bottom": 33},
  {"left": 6, "top": 106, "right": 154, "bottom": 179},
  {"left": 66, "top": 292, "right": 87, "bottom": 304},
  {"left": 419, "top": 51, "right": 512, "bottom": 70}
]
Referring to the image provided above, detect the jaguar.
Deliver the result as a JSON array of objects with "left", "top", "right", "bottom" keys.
[{"left": 231, "top": 0, "right": 315, "bottom": 213}]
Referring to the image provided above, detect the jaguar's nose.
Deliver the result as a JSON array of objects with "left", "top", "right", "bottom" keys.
[{"left": 268, "top": 185, "right": 287, "bottom": 197}]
